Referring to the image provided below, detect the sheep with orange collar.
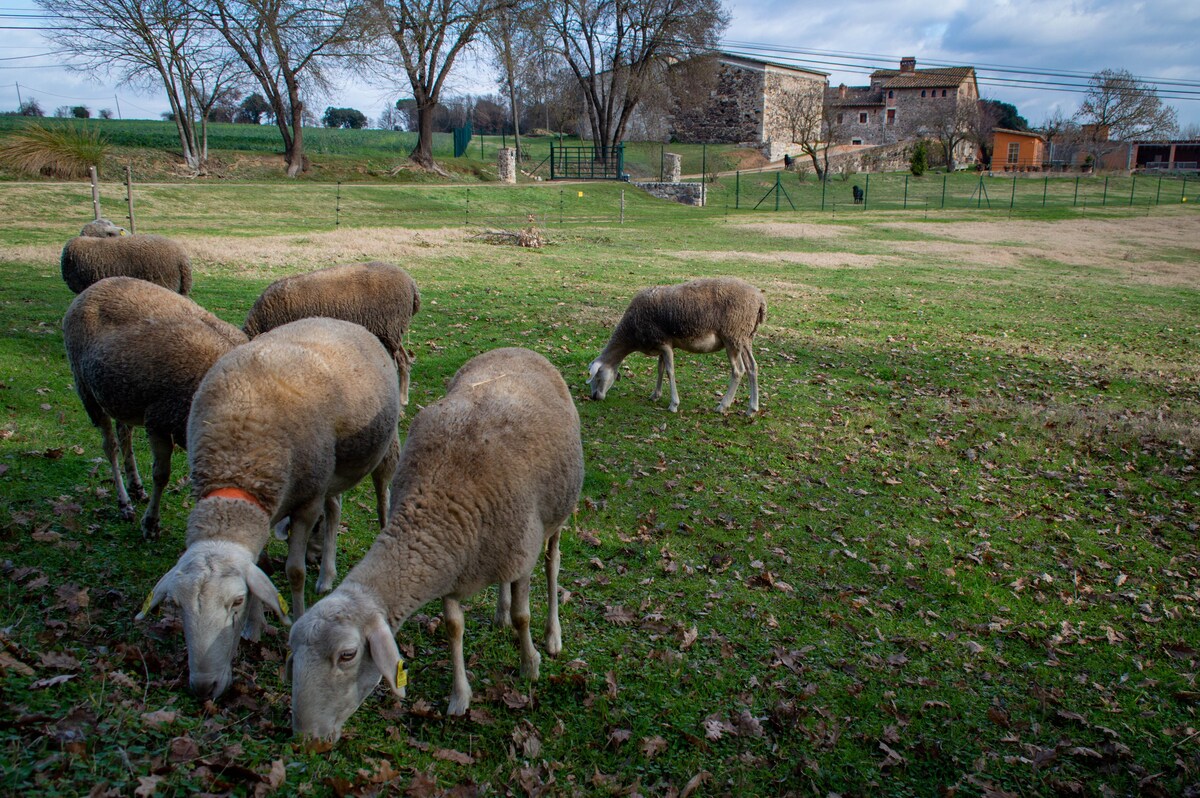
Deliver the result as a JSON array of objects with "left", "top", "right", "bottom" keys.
[{"left": 138, "top": 317, "right": 400, "bottom": 700}]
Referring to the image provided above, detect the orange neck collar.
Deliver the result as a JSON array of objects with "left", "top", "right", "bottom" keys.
[{"left": 204, "top": 486, "right": 267, "bottom": 513}]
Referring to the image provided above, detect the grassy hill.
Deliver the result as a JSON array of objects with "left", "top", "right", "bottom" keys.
[{"left": 0, "top": 116, "right": 765, "bottom": 184}]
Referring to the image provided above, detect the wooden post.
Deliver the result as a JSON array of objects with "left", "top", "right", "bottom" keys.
[
  {"left": 124, "top": 164, "right": 136, "bottom": 234},
  {"left": 89, "top": 166, "right": 101, "bottom": 220},
  {"left": 620, "top": 190, "right": 625, "bottom": 224}
]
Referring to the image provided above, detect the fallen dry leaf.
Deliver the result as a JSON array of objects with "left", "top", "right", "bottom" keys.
[{"left": 141, "top": 709, "right": 178, "bottom": 728}]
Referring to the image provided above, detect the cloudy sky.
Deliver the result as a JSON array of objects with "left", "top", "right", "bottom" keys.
[{"left": 1, "top": 0, "right": 1198, "bottom": 129}]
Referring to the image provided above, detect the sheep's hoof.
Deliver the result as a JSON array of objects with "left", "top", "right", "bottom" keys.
[
  {"left": 667, "top": 403, "right": 679, "bottom": 413},
  {"left": 140, "top": 516, "right": 161, "bottom": 539},
  {"left": 649, "top": 391, "right": 661, "bottom": 401},
  {"left": 521, "top": 650, "right": 542, "bottom": 681},
  {"left": 119, "top": 504, "right": 136, "bottom": 522},
  {"left": 447, "top": 690, "right": 472, "bottom": 717}
]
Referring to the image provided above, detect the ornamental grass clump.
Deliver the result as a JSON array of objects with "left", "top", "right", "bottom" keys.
[{"left": 0, "top": 122, "right": 109, "bottom": 178}]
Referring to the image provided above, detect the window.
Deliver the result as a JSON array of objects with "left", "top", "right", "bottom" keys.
[
  {"left": 837, "top": 113, "right": 844, "bottom": 124},
  {"left": 942, "top": 89, "right": 947, "bottom": 97},
  {"left": 859, "top": 112, "right": 868, "bottom": 124},
  {"left": 886, "top": 109, "right": 896, "bottom": 125},
  {"left": 1007, "top": 142, "right": 1020, "bottom": 164},
  {"left": 851, "top": 138, "right": 863, "bottom": 145},
  {"left": 888, "top": 90, "right": 894, "bottom": 98},
  {"left": 921, "top": 89, "right": 927, "bottom": 97}
]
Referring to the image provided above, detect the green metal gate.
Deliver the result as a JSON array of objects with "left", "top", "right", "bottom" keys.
[
  {"left": 453, "top": 120, "right": 473, "bottom": 158},
  {"left": 550, "top": 143, "right": 625, "bottom": 180}
]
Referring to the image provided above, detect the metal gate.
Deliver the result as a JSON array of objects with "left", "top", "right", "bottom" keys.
[
  {"left": 550, "top": 143, "right": 625, "bottom": 180},
  {"left": 453, "top": 120, "right": 473, "bottom": 158}
]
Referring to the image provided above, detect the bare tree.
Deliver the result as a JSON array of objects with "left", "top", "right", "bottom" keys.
[
  {"left": 545, "top": 0, "right": 728, "bottom": 158},
  {"left": 364, "top": 0, "right": 506, "bottom": 170},
  {"left": 775, "top": 82, "right": 842, "bottom": 181},
  {"left": 36, "top": 0, "right": 242, "bottom": 172},
  {"left": 1077, "top": 68, "right": 1178, "bottom": 142},
  {"left": 190, "top": 0, "right": 358, "bottom": 177},
  {"left": 482, "top": 3, "right": 540, "bottom": 157},
  {"left": 916, "top": 99, "right": 979, "bottom": 172}
]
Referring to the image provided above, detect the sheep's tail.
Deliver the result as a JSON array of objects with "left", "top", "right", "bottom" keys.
[
  {"left": 754, "top": 297, "right": 766, "bottom": 333},
  {"left": 411, "top": 283, "right": 422, "bottom": 317},
  {"left": 179, "top": 265, "right": 193, "bottom": 297}
]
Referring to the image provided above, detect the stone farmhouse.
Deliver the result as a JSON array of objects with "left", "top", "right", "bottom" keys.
[{"left": 827, "top": 57, "right": 981, "bottom": 167}]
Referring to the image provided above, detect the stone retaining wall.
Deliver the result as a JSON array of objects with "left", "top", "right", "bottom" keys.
[{"left": 632, "top": 181, "right": 705, "bottom": 206}]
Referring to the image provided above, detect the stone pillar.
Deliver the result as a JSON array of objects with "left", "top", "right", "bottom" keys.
[
  {"left": 664, "top": 152, "right": 682, "bottom": 183},
  {"left": 497, "top": 147, "right": 517, "bottom": 184}
]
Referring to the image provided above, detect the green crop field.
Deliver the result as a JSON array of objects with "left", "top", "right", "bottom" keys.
[{"left": 0, "top": 175, "right": 1198, "bottom": 797}]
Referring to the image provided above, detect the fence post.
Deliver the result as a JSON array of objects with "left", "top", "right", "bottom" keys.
[
  {"left": 1010, "top": 174, "right": 1016, "bottom": 210},
  {"left": 465, "top": 188, "right": 470, "bottom": 225},
  {"left": 620, "top": 190, "right": 625, "bottom": 224},
  {"left": 821, "top": 175, "right": 827, "bottom": 211},
  {"left": 660, "top": 144, "right": 664, "bottom": 183},
  {"left": 336, "top": 181, "right": 341, "bottom": 228},
  {"left": 1182, "top": 177, "right": 1188, "bottom": 201},
  {"left": 559, "top": 190, "right": 564, "bottom": 224},
  {"left": 1129, "top": 175, "right": 1136, "bottom": 207},
  {"left": 903, "top": 174, "right": 908, "bottom": 209},
  {"left": 977, "top": 173, "right": 983, "bottom": 209},
  {"left": 941, "top": 174, "right": 947, "bottom": 209},
  {"left": 1073, "top": 176, "right": 1079, "bottom": 206},
  {"left": 89, "top": 166, "right": 101, "bottom": 220},
  {"left": 774, "top": 172, "right": 781, "bottom": 211},
  {"left": 736, "top": 171, "right": 740, "bottom": 210},
  {"left": 1102, "top": 176, "right": 1108, "bottom": 206},
  {"left": 1042, "top": 175, "right": 1048, "bottom": 207},
  {"left": 125, "top": 164, "right": 136, "bottom": 234},
  {"left": 1155, "top": 175, "right": 1162, "bottom": 205},
  {"left": 863, "top": 174, "right": 869, "bottom": 210}
]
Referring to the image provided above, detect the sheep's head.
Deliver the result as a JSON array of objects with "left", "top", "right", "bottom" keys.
[
  {"left": 79, "top": 218, "right": 127, "bottom": 238},
  {"left": 586, "top": 358, "right": 618, "bottom": 401},
  {"left": 139, "top": 540, "right": 288, "bottom": 699},
  {"left": 289, "top": 590, "right": 404, "bottom": 747}
]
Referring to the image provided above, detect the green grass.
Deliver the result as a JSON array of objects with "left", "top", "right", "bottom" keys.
[{"left": 0, "top": 181, "right": 1198, "bottom": 796}]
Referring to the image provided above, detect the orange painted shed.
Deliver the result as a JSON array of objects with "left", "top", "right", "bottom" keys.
[{"left": 991, "top": 128, "right": 1047, "bottom": 171}]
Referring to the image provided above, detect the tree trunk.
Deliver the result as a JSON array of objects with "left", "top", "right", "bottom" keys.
[
  {"left": 410, "top": 101, "right": 436, "bottom": 168},
  {"left": 285, "top": 100, "right": 306, "bottom": 177}
]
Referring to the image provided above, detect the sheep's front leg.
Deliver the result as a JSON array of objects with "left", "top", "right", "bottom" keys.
[
  {"left": 443, "top": 597, "right": 472, "bottom": 715},
  {"left": 99, "top": 417, "right": 135, "bottom": 521},
  {"left": 660, "top": 347, "right": 680, "bottom": 412},
  {"left": 511, "top": 574, "right": 541, "bottom": 682},
  {"left": 718, "top": 345, "right": 748, "bottom": 413},
  {"left": 141, "top": 432, "right": 174, "bottom": 539},
  {"left": 651, "top": 352, "right": 666, "bottom": 401},
  {"left": 544, "top": 528, "right": 562, "bottom": 657},
  {"left": 285, "top": 503, "right": 323, "bottom": 618},
  {"left": 117, "top": 422, "right": 148, "bottom": 503},
  {"left": 315, "top": 495, "right": 341, "bottom": 594}
]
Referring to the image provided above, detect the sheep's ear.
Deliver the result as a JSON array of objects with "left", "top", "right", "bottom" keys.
[
  {"left": 247, "top": 564, "right": 290, "bottom": 625},
  {"left": 136, "top": 567, "right": 177, "bottom": 620},
  {"left": 365, "top": 614, "right": 405, "bottom": 698}
]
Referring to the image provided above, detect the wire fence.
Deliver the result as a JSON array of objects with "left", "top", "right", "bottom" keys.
[{"left": 710, "top": 171, "right": 1195, "bottom": 214}]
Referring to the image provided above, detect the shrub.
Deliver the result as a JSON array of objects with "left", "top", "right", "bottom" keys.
[
  {"left": 0, "top": 123, "right": 109, "bottom": 178},
  {"left": 910, "top": 141, "right": 928, "bottom": 176}
]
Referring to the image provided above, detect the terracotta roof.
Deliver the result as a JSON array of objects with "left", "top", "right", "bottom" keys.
[
  {"left": 872, "top": 66, "right": 975, "bottom": 89},
  {"left": 993, "top": 127, "right": 1045, "bottom": 141}
]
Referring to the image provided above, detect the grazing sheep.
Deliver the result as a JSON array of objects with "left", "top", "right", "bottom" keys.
[
  {"left": 243, "top": 262, "right": 420, "bottom": 407},
  {"left": 587, "top": 277, "right": 766, "bottom": 414},
  {"left": 289, "top": 347, "right": 583, "bottom": 744},
  {"left": 61, "top": 218, "right": 192, "bottom": 295},
  {"left": 62, "top": 276, "right": 247, "bottom": 538},
  {"left": 138, "top": 317, "right": 401, "bottom": 699}
]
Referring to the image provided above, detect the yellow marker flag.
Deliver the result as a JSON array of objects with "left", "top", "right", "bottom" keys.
[
  {"left": 396, "top": 660, "right": 408, "bottom": 689},
  {"left": 140, "top": 592, "right": 154, "bottom": 617},
  {"left": 277, "top": 592, "right": 290, "bottom": 615},
  {"left": 578, "top": 191, "right": 583, "bottom": 197}
]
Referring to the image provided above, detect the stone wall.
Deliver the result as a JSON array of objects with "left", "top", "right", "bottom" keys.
[
  {"left": 671, "top": 61, "right": 764, "bottom": 144},
  {"left": 632, "top": 181, "right": 705, "bottom": 206},
  {"left": 762, "top": 68, "right": 824, "bottom": 145}
]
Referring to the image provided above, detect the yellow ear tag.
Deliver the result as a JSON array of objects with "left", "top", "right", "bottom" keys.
[
  {"left": 277, "top": 592, "right": 290, "bottom": 616},
  {"left": 140, "top": 592, "right": 154, "bottom": 617},
  {"left": 396, "top": 660, "right": 408, "bottom": 689}
]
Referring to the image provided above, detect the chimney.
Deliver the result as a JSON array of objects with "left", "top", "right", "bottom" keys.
[
  {"left": 900, "top": 57, "right": 916, "bottom": 72},
  {"left": 838, "top": 83, "right": 847, "bottom": 99}
]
